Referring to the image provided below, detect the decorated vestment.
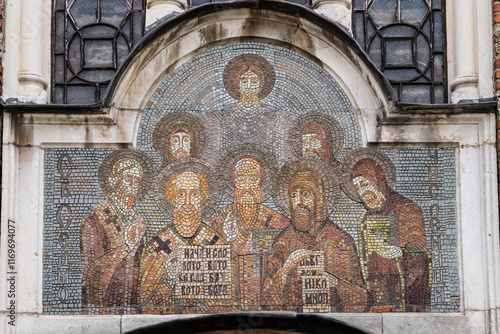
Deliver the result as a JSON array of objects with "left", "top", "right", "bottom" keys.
[
  {"left": 80, "top": 199, "right": 146, "bottom": 314},
  {"left": 357, "top": 192, "right": 431, "bottom": 312},
  {"left": 262, "top": 219, "right": 370, "bottom": 312},
  {"left": 138, "top": 223, "right": 238, "bottom": 314},
  {"left": 208, "top": 203, "right": 290, "bottom": 310}
]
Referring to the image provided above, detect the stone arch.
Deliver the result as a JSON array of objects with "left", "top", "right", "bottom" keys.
[
  {"left": 102, "top": 1, "right": 396, "bottom": 145},
  {"left": 124, "top": 313, "right": 370, "bottom": 334}
]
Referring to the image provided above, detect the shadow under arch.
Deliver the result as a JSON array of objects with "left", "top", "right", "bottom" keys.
[{"left": 123, "top": 312, "right": 372, "bottom": 334}]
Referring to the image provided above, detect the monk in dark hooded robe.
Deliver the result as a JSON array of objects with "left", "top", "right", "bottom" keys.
[{"left": 350, "top": 158, "right": 431, "bottom": 312}]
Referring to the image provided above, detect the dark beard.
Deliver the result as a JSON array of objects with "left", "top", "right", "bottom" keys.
[{"left": 291, "top": 204, "right": 314, "bottom": 232}]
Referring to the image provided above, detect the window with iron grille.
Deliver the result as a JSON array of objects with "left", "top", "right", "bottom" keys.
[
  {"left": 353, "top": 0, "right": 447, "bottom": 104},
  {"left": 52, "top": 0, "right": 146, "bottom": 104}
]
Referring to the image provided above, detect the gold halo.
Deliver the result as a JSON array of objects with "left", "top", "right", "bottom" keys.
[
  {"left": 216, "top": 144, "right": 279, "bottom": 202},
  {"left": 98, "top": 149, "right": 157, "bottom": 200},
  {"left": 155, "top": 158, "right": 222, "bottom": 220},
  {"left": 223, "top": 54, "right": 276, "bottom": 100},
  {"left": 273, "top": 158, "right": 340, "bottom": 219},
  {"left": 339, "top": 148, "right": 396, "bottom": 203},
  {"left": 288, "top": 112, "right": 345, "bottom": 159},
  {"left": 152, "top": 112, "right": 207, "bottom": 157}
]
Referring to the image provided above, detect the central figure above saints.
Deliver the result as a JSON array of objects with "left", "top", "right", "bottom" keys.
[{"left": 212, "top": 54, "right": 280, "bottom": 151}]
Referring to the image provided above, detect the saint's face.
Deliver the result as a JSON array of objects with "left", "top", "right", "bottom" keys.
[
  {"left": 115, "top": 167, "right": 143, "bottom": 210},
  {"left": 234, "top": 158, "right": 262, "bottom": 206},
  {"left": 168, "top": 131, "right": 191, "bottom": 160},
  {"left": 238, "top": 71, "right": 261, "bottom": 102},
  {"left": 172, "top": 172, "right": 203, "bottom": 238},
  {"left": 290, "top": 185, "right": 316, "bottom": 232},
  {"left": 302, "top": 133, "right": 323, "bottom": 158},
  {"left": 352, "top": 176, "right": 386, "bottom": 211}
]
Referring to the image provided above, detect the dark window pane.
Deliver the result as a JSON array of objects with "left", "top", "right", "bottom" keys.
[
  {"left": 434, "top": 85, "right": 444, "bottom": 103},
  {"left": 433, "top": 54, "right": 444, "bottom": 82},
  {"left": 385, "top": 40, "right": 413, "bottom": 66},
  {"left": 79, "top": 69, "right": 117, "bottom": 82},
  {"left": 400, "top": 0, "right": 429, "bottom": 26},
  {"left": 54, "top": 86, "right": 64, "bottom": 104},
  {"left": 101, "top": 0, "right": 130, "bottom": 26},
  {"left": 67, "top": 34, "right": 82, "bottom": 74},
  {"left": 133, "top": 0, "right": 144, "bottom": 10},
  {"left": 381, "top": 25, "right": 416, "bottom": 38},
  {"left": 67, "top": 20, "right": 76, "bottom": 38},
  {"left": 354, "top": 0, "right": 365, "bottom": 10},
  {"left": 116, "top": 35, "right": 130, "bottom": 68},
  {"left": 54, "top": 12, "right": 66, "bottom": 53},
  {"left": 68, "top": 0, "right": 98, "bottom": 28},
  {"left": 401, "top": 84, "right": 431, "bottom": 103},
  {"left": 384, "top": 68, "right": 421, "bottom": 81},
  {"left": 368, "top": 0, "right": 397, "bottom": 27},
  {"left": 100, "top": 84, "right": 109, "bottom": 100},
  {"left": 66, "top": 85, "right": 97, "bottom": 104},
  {"left": 422, "top": 16, "right": 431, "bottom": 37},
  {"left": 55, "top": 0, "right": 65, "bottom": 10},
  {"left": 367, "top": 33, "right": 383, "bottom": 68},
  {"left": 55, "top": 55, "right": 65, "bottom": 83},
  {"left": 353, "top": 0, "right": 447, "bottom": 103},
  {"left": 392, "top": 84, "right": 400, "bottom": 100},
  {"left": 354, "top": 13, "right": 365, "bottom": 48},
  {"left": 83, "top": 39, "right": 115, "bottom": 68},
  {"left": 433, "top": 12, "right": 443, "bottom": 52},
  {"left": 81, "top": 25, "right": 117, "bottom": 39},
  {"left": 52, "top": 0, "right": 145, "bottom": 103},
  {"left": 132, "top": 12, "right": 144, "bottom": 45},
  {"left": 122, "top": 17, "right": 132, "bottom": 41},
  {"left": 366, "top": 18, "right": 376, "bottom": 41},
  {"left": 416, "top": 34, "right": 431, "bottom": 71}
]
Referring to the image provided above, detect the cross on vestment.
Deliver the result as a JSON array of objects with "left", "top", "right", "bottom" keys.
[{"left": 154, "top": 236, "right": 172, "bottom": 255}]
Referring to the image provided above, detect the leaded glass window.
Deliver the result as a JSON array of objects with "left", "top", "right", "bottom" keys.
[
  {"left": 52, "top": 0, "right": 146, "bottom": 104},
  {"left": 353, "top": 0, "right": 447, "bottom": 103}
]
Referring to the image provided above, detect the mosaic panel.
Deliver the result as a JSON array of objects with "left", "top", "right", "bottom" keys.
[{"left": 43, "top": 42, "right": 459, "bottom": 315}]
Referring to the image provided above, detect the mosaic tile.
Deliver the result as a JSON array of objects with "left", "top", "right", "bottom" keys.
[{"left": 43, "top": 42, "right": 459, "bottom": 315}]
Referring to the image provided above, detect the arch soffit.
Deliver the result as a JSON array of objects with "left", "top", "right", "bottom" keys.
[{"left": 105, "top": 1, "right": 395, "bottom": 118}]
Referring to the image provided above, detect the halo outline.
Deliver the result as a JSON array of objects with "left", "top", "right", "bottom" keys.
[
  {"left": 223, "top": 54, "right": 276, "bottom": 100},
  {"left": 155, "top": 157, "right": 222, "bottom": 220},
  {"left": 339, "top": 148, "right": 396, "bottom": 203},
  {"left": 288, "top": 112, "right": 345, "bottom": 159},
  {"left": 216, "top": 144, "right": 279, "bottom": 202},
  {"left": 273, "top": 157, "right": 340, "bottom": 218},
  {"left": 152, "top": 112, "right": 208, "bottom": 158},
  {"left": 98, "top": 149, "right": 157, "bottom": 200}
]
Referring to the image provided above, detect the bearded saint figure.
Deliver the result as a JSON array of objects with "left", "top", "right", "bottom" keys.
[
  {"left": 208, "top": 154, "right": 290, "bottom": 310},
  {"left": 209, "top": 54, "right": 279, "bottom": 154},
  {"left": 81, "top": 151, "right": 153, "bottom": 315},
  {"left": 139, "top": 170, "right": 237, "bottom": 314},
  {"left": 153, "top": 112, "right": 208, "bottom": 168},
  {"left": 346, "top": 154, "right": 431, "bottom": 312},
  {"left": 262, "top": 159, "right": 371, "bottom": 312},
  {"left": 300, "top": 122, "right": 340, "bottom": 168}
]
